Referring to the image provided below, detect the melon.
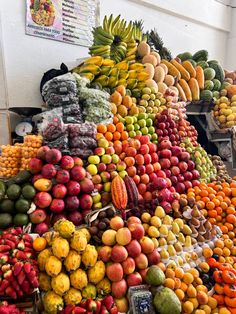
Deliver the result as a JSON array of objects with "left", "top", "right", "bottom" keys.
[
  {"left": 164, "top": 75, "right": 175, "bottom": 86},
  {"left": 200, "top": 90, "right": 213, "bottom": 101},
  {"left": 212, "top": 79, "right": 221, "bottom": 91},
  {"left": 142, "top": 55, "right": 158, "bottom": 67},
  {"left": 154, "top": 66, "right": 165, "bottom": 83},
  {"left": 159, "top": 63, "right": 168, "bottom": 75},
  {"left": 145, "top": 79, "right": 158, "bottom": 89},
  {"left": 157, "top": 82, "right": 168, "bottom": 94},
  {"left": 146, "top": 265, "right": 165, "bottom": 286},
  {"left": 137, "top": 42, "right": 151, "bottom": 57},
  {"left": 204, "top": 68, "right": 216, "bottom": 80},
  {"left": 150, "top": 51, "right": 161, "bottom": 65},
  {"left": 144, "top": 63, "right": 155, "bottom": 79},
  {"left": 204, "top": 80, "right": 214, "bottom": 91}
]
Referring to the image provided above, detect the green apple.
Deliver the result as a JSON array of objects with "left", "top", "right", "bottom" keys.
[
  {"left": 112, "top": 154, "right": 119, "bottom": 164},
  {"left": 151, "top": 133, "right": 158, "bottom": 141},
  {"left": 119, "top": 170, "right": 128, "bottom": 179},
  {"left": 129, "top": 131, "right": 136, "bottom": 138},
  {"left": 134, "top": 123, "right": 140, "bottom": 131},
  {"left": 146, "top": 118, "right": 153, "bottom": 127},
  {"left": 136, "top": 130, "right": 142, "bottom": 136},
  {"left": 141, "top": 127, "right": 148, "bottom": 135},
  {"left": 93, "top": 202, "right": 102, "bottom": 210},
  {"left": 98, "top": 138, "right": 109, "bottom": 148},
  {"left": 138, "top": 113, "right": 147, "bottom": 120},
  {"left": 104, "top": 182, "right": 111, "bottom": 192},
  {"left": 126, "top": 124, "right": 134, "bottom": 132},
  {"left": 86, "top": 164, "right": 98, "bottom": 175},
  {"left": 101, "top": 154, "right": 112, "bottom": 164},
  {"left": 125, "top": 116, "right": 134, "bottom": 124},
  {"left": 150, "top": 93, "right": 156, "bottom": 100},
  {"left": 148, "top": 126, "right": 155, "bottom": 134},
  {"left": 92, "top": 193, "right": 101, "bottom": 203},
  {"left": 138, "top": 119, "right": 146, "bottom": 128}
]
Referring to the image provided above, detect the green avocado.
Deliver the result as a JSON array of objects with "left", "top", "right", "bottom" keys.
[
  {"left": 13, "top": 213, "right": 29, "bottom": 226},
  {"left": 6, "top": 184, "right": 21, "bottom": 200},
  {"left": 0, "top": 199, "right": 15, "bottom": 214},
  {"left": 0, "top": 213, "right": 13, "bottom": 229},
  {"left": 15, "top": 199, "right": 30, "bottom": 213},
  {"left": 22, "top": 185, "right": 36, "bottom": 200}
]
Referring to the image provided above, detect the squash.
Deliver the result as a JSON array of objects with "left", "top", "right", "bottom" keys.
[
  {"left": 161, "top": 60, "right": 180, "bottom": 80},
  {"left": 195, "top": 66, "right": 205, "bottom": 90},
  {"left": 188, "top": 78, "right": 200, "bottom": 101},
  {"left": 182, "top": 61, "right": 196, "bottom": 78},
  {"left": 170, "top": 59, "right": 190, "bottom": 81},
  {"left": 179, "top": 79, "right": 192, "bottom": 101},
  {"left": 176, "top": 83, "right": 187, "bottom": 102}
]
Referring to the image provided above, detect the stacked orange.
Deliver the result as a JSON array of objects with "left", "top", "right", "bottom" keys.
[
  {"left": 0, "top": 144, "right": 22, "bottom": 177},
  {"left": 110, "top": 85, "right": 139, "bottom": 117},
  {"left": 21, "top": 135, "right": 43, "bottom": 170},
  {"left": 97, "top": 119, "right": 129, "bottom": 147}
]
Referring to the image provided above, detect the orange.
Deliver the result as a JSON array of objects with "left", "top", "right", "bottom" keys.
[
  {"left": 113, "top": 116, "right": 119, "bottom": 124},
  {"left": 180, "top": 281, "right": 188, "bottom": 292},
  {"left": 183, "top": 272, "right": 194, "bottom": 284},
  {"left": 121, "top": 131, "right": 129, "bottom": 141},
  {"left": 202, "top": 247, "right": 213, "bottom": 258},
  {"left": 105, "top": 132, "right": 113, "bottom": 141},
  {"left": 164, "top": 278, "right": 175, "bottom": 289},
  {"left": 175, "top": 267, "right": 184, "bottom": 279},
  {"left": 206, "top": 201, "right": 215, "bottom": 210},
  {"left": 113, "top": 131, "right": 121, "bottom": 140},
  {"left": 97, "top": 124, "right": 107, "bottom": 133},
  {"left": 33, "top": 237, "right": 47, "bottom": 251},
  {"left": 107, "top": 124, "right": 116, "bottom": 133},
  {"left": 208, "top": 209, "right": 217, "bottom": 218},
  {"left": 175, "top": 289, "right": 185, "bottom": 301},
  {"left": 116, "top": 122, "right": 124, "bottom": 133}
]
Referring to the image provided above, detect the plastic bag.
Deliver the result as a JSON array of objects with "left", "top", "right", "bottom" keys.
[
  {"left": 68, "top": 123, "right": 97, "bottom": 138},
  {"left": 44, "top": 133, "right": 69, "bottom": 151},
  {"left": 69, "top": 136, "right": 97, "bottom": 149},
  {"left": 42, "top": 73, "right": 77, "bottom": 97},
  {"left": 44, "top": 93, "right": 79, "bottom": 108},
  {"left": 62, "top": 104, "right": 83, "bottom": 124},
  {"left": 70, "top": 148, "right": 93, "bottom": 159},
  {"left": 39, "top": 108, "right": 66, "bottom": 141}
]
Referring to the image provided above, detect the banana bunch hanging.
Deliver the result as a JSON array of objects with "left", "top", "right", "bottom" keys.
[{"left": 89, "top": 15, "right": 146, "bottom": 64}]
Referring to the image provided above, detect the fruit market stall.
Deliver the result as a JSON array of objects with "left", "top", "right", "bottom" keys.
[{"left": 1, "top": 13, "right": 236, "bottom": 314}]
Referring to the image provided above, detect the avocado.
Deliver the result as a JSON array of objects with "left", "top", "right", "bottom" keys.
[
  {"left": 6, "top": 184, "right": 21, "bottom": 200},
  {"left": 14, "top": 170, "right": 31, "bottom": 185},
  {"left": 13, "top": 213, "right": 29, "bottom": 226},
  {"left": 15, "top": 199, "right": 30, "bottom": 213},
  {"left": 22, "top": 185, "right": 36, "bottom": 200},
  {"left": 0, "top": 180, "right": 6, "bottom": 200},
  {"left": 0, "top": 213, "right": 13, "bottom": 229},
  {"left": 0, "top": 199, "right": 15, "bottom": 214}
]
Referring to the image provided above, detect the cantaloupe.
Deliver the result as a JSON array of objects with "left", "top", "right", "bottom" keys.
[
  {"left": 157, "top": 82, "right": 168, "bottom": 94},
  {"left": 145, "top": 79, "right": 158, "bottom": 89},
  {"left": 137, "top": 42, "right": 151, "bottom": 57},
  {"left": 159, "top": 63, "right": 168, "bottom": 75},
  {"left": 110, "top": 91, "right": 122, "bottom": 105},
  {"left": 164, "top": 75, "right": 175, "bottom": 86},
  {"left": 142, "top": 55, "right": 158, "bottom": 67},
  {"left": 143, "top": 63, "right": 155, "bottom": 79},
  {"left": 150, "top": 51, "right": 161, "bottom": 65},
  {"left": 154, "top": 66, "right": 165, "bottom": 83}
]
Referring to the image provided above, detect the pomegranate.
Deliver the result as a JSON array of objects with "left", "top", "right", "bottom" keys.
[
  {"left": 79, "top": 194, "right": 93, "bottom": 210},
  {"left": 80, "top": 178, "right": 94, "bottom": 194},
  {"left": 29, "top": 158, "right": 43, "bottom": 174},
  {"left": 52, "top": 184, "right": 67, "bottom": 199},
  {"left": 45, "top": 149, "right": 62, "bottom": 164},
  {"left": 65, "top": 196, "right": 80, "bottom": 212},
  {"left": 67, "top": 181, "right": 81, "bottom": 196},
  {"left": 36, "top": 146, "right": 50, "bottom": 160},
  {"left": 70, "top": 166, "right": 86, "bottom": 182},
  {"left": 60, "top": 155, "right": 74, "bottom": 170},
  {"left": 56, "top": 170, "right": 70, "bottom": 184},
  {"left": 67, "top": 211, "right": 83, "bottom": 226},
  {"left": 50, "top": 199, "right": 65, "bottom": 213},
  {"left": 34, "top": 192, "right": 52, "bottom": 208},
  {"left": 41, "top": 164, "right": 57, "bottom": 179}
]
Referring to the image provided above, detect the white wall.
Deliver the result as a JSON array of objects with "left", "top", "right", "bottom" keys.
[
  {"left": 0, "top": 0, "right": 233, "bottom": 111},
  {"left": 225, "top": 5, "right": 236, "bottom": 70}
]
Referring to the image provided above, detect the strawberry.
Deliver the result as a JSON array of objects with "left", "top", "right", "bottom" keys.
[
  {"left": 5, "top": 286, "right": 17, "bottom": 299},
  {"left": 1, "top": 264, "right": 11, "bottom": 273},
  {"left": 5, "top": 240, "right": 16, "bottom": 249},
  {"left": 0, "top": 255, "right": 9, "bottom": 264},
  {"left": 17, "top": 270, "right": 26, "bottom": 285},
  {"left": 25, "top": 252, "right": 33, "bottom": 259},
  {"left": 86, "top": 299, "right": 97, "bottom": 312},
  {"left": 3, "top": 270, "right": 13, "bottom": 282},
  {"left": 95, "top": 301, "right": 101, "bottom": 314},
  {"left": 79, "top": 300, "right": 87, "bottom": 309},
  {"left": 0, "top": 305, "right": 9, "bottom": 314},
  {"left": 72, "top": 307, "right": 86, "bottom": 314},
  {"left": 102, "top": 295, "right": 114, "bottom": 310},
  {"left": 31, "top": 277, "right": 39, "bottom": 288},
  {"left": 15, "top": 251, "right": 27, "bottom": 260},
  {"left": 0, "top": 279, "right": 9, "bottom": 293},
  {"left": 21, "top": 234, "right": 31, "bottom": 242},
  {"left": 100, "top": 305, "right": 109, "bottom": 314},
  {"left": 23, "top": 262, "right": 31, "bottom": 274},
  {"left": 11, "top": 280, "right": 21, "bottom": 292},
  {"left": 13, "top": 262, "right": 23, "bottom": 276},
  {"left": 0, "top": 245, "right": 10, "bottom": 252},
  {"left": 26, "top": 269, "right": 36, "bottom": 281},
  {"left": 21, "top": 280, "right": 31, "bottom": 294},
  {"left": 63, "top": 305, "right": 75, "bottom": 314},
  {"left": 110, "top": 306, "right": 118, "bottom": 314},
  {"left": 14, "top": 227, "right": 22, "bottom": 235},
  {"left": 17, "top": 240, "right": 25, "bottom": 250}
]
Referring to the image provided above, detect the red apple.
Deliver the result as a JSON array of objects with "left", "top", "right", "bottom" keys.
[
  {"left": 159, "top": 140, "right": 172, "bottom": 150},
  {"left": 126, "top": 272, "right": 142, "bottom": 287},
  {"left": 126, "top": 240, "right": 142, "bottom": 258},
  {"left": 110, "top": 216, "right": 124, "bottom": 230},
  {"left": 111, "top": 245, "right": 128, "bottom": 263},
  {"left": 122, "top": 257, "right": 135, "bottom": 275},
  {"left": 98, "top": 246, "right": 112, "bottom": 262},
  {"left": 143, "top": 154, "right": 152, "bottom": 165},
  {"left": 139, "top": 144, "right": 149, "bottom": 155},
  {"left": 171, "top": 166, "right": 180, "bottom": 176},
  {"left": 170, "top": 156, "right": 179, "bottom": 166},
  {"left": 160, "top": 149, "right": 172, "bottom": 159},
  {"left": 147, "top": 249, "right": 161, "bottom": 265},
  {"left": 112, "top": 279, "right": 127, "bottom": 299},
  {"left": 106, "top": 263, "right": 123, "bottom": 282},
  {"left": 151, "top": 152, "right": 159, "bottom": 163},
  {"left": 135, "top": 253, "right": 148, "bottom": 269},
  {"left": 179, "top": 161, "right": 188, "bottom": 173},
  {"left": 139, "top": 236, "right": 154, "bottom": 254},
  {"left": 128, "top": 223, "right": 145, "bottom": 240},
  {"left": 116, "top": 228, "right": 132, "bottom": 245}
]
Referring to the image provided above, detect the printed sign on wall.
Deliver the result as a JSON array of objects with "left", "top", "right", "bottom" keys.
[{"left": 26, "top": 0, "right": 99, "bottom": 47}]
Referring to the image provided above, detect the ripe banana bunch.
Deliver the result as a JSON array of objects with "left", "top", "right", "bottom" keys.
[{"left": 89, "top": 15, "right": 144, "bottom": 63}]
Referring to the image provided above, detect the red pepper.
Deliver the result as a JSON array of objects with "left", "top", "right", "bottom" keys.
[
  {"left": 17, "top": 270, "right": 26, "bottom": 285},
  {"left": 5, "top": 286, "right": 17, "bottom": 299},
  {"left": 13, "top": 262, "right": 23, "bottom": 277},
  {"left": 72, "top": 307, "right": 86, "bottom": 314},
  {"left": 102, "top": 295, "right": 114, "bottom": 310},
  {"left": 110, "top": 306, "right": 118, "bottom": 314},
  {"left": 3, "top": 270, "right": 13, "bottom": 282},
  {"left": 0, "top": 245, "right": 10, "bottom": 253},
  {"left": 23, "top": 262, "right": 31, "bottom": 274}
]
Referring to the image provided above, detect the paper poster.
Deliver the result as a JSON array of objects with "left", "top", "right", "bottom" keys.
[{"left": 26, "top": 0, "right": 99, "bottom": 47}]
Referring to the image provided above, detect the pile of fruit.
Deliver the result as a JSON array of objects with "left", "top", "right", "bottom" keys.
[
  {"left": 0, "top": 170, "right": 35, "bottom": 229},
  {"left": 213, "top": 95, "right": 236, "bottom": 128}
]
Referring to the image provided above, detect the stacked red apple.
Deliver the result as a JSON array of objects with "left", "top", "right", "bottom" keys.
[
  {"left": 99, "top": 215, "right": 160, "bottom": 307},
  {"left": 29, "top": 147, "right": 96, "bottom": 233},
  {"left": 151, "top": 139, "right": 200, "bottom": 210}
]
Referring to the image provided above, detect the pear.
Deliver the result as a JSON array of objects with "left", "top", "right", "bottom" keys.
[
  {"left": 184, "top": 252, "right": 191, "bottom": 262},
  {"left": 150, "top": 216, "right": 162, "bottom": 228},
  {"left": 167, "top": 231, "right": 176, "bottom": 244},
  {"left": 174, "top": 218, "right": 184, "bottom": 229},
  {"left": 172, "top": 222, "right": 180, "bottom": 235},
  {"left": 160, "top": 249, "right": 169, "bottom": 260},
  {"left": 152, "top": 238, "right": 159, "bottom": 248},
  {"left": 177, "top": 256, "right": 184, "bottom": 266},
  {"left": 174, "top": 242, "right": 183, "bottom": 253},
  {"left": 167, "top": 261, "right": 177, "bottom": 271},
  {"left": 182, "top": 224, "right": 192, "bottom": 235},
  {"left": 167, "top": 245, "right": 177, "bottom": 257},
  {"left": 154, "top": 206, "right": 165, "bottom": 218},
  {"left": 162, "top": 215, "right": 173, "bottom": 225},
  {"left": 185, "top": 235, "right": 192, "bottom": 248},
  {"left": 159, "top": 238, "right": 167, "bottom": 247},
  {"left": 178, "top": 233, "right": 185, "bottom": 244},
  {"left": 159, "top": 225, "right": 168, "bottom": 237}
]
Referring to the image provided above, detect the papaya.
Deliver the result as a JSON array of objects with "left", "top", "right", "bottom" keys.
[{"left": 34, "top": 178, "right": 52, "bottom": 192}]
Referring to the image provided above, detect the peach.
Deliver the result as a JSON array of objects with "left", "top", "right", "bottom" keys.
[
  {"left": 106, "top": 263, "right": 123, "bottom": 282},
  {"left": 102, "top": 230, "right": 117, "bottom": 246},
  {"left": 110, "top": 216, "right": 124, "bottom": 231},
  {"left": 139, "top": 236, "right": 155, "bottom": 254},
  {"left": 135, "top": 253, "right": 148, "bottom": 269},
  {"left": 126, "top": 240, "right": 142, "bottom": 258},
  {"left": 116, "top": 227, "right": 131, "bottom": 245},
  {"left": 122, "top": 257, "right": 135, "bottom": 275},
  {"left": 98, "top": 246, "right": 112, "bottom": 262},
  {"left": 197, "top": 291, "right": 209, "bottom": 305},
  {"left": 128, "top": 223, "right": 145, "bottom": 240},
  {"left": 111, "top": 245, "right": 128, "bottom": 263},
  {"left": 127, "top": 216, "right": 142, "bottom": 225}
]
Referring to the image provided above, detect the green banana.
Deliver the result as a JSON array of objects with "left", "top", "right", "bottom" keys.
[
  {"left": 94, "top": 75, "right": 109, "bottom": 87},
  {"left": 111, "top": 14, "right": 121, "bottom": 33},
  {"left": 103, "top": 16, "right": 108, "bottom": 32},
  {"left": 107, "top": 14, "right": 114, "bottom": 34},
  {"left": 100, "top": 66, "right": 112, "bottom": 76},
  {"left": 89, "top": 45, "right": 110, "bottom": 54},
  {"left": 93, "top": 32, "right": 114, "bottom": 45}
]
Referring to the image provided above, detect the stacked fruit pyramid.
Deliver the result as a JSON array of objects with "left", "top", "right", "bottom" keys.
[{"left": 1, "top": 14, "right": 236, "bottom": 314}]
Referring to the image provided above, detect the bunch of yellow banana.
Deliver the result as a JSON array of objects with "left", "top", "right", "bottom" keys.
[{"left": 89, "top": 14, "right": 145, "bottom": 63}]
